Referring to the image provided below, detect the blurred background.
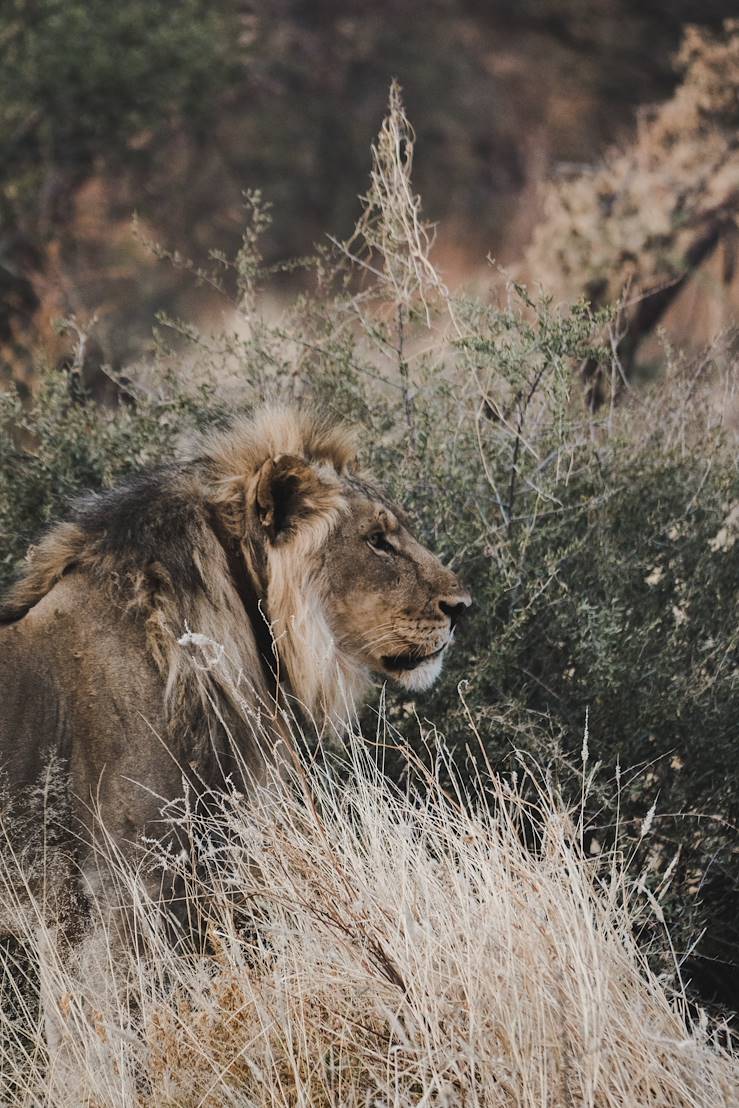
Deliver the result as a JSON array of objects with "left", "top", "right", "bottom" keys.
[{"left": 2, "top": 0, "right": 738, "bottom": 393}]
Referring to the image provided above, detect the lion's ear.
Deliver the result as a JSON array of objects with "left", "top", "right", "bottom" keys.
[{"left": 253, "top": 455, "right": 331, "bottom": 543}]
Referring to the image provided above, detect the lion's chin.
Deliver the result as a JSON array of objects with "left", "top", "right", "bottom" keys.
[{"left": 382, "top": 648, "right": 446, "bottom": 692}]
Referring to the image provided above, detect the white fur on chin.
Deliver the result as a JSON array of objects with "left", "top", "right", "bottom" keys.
[{"left": 392, "top": 651, "right": 445, "bottom": 692}]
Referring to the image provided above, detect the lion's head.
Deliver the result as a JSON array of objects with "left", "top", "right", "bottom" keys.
[
  {"left": 208, "top": 406, "right": 471, "bottom": 714},
  {"left": 316, "top": 483, "right": 469, "bottom": 692}
]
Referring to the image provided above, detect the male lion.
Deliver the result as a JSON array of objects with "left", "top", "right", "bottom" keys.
[{"left": 0, "top": 406, "right": 470, "bottom": 897}]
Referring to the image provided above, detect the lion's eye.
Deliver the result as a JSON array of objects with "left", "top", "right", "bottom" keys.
[{"left": 367, "top": 531, "right": 395, "bottom": 555}]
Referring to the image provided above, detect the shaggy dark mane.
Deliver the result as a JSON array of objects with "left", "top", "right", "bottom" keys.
[
  {"left": 1, "top": 404, "right": 359, "bottom": 626},
  {"left": 0, "top": 463, "right": 210, "bottom": 624},
  {"left": 71, "top": 466, "right": 210, "bottom": 595}
]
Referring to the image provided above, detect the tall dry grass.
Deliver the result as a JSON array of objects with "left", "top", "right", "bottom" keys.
[{"left": 1, "top": 710, "right": 736, "bottom": 1107}]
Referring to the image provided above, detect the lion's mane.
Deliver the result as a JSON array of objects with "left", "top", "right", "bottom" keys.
[{"left": 1, "top": 407, "right": 368, "bottom": 768}]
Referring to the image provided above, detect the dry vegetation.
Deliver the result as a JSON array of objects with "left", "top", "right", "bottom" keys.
[
  {"left": 1, "top": 721, "right": 738, "bottom": 1107},
  {"left": 528, "top": 20, "right": 739, "bottom": 380}
]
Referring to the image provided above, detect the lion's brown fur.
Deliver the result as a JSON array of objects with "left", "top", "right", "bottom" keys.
[{"left": 0, "top": 405, "right": 468, "bottom": 927}]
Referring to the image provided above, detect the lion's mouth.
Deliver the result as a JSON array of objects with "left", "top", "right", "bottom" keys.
[{"left": 381, "top": 644, "right": 446, "bottom": 673}]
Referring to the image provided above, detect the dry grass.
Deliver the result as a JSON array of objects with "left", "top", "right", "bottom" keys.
[
  {"left": 1, "top": 714, "right": 737, "bottom": 1107},
  {"left": 334, "top": 79, "right": 448, "bottom": 327}
]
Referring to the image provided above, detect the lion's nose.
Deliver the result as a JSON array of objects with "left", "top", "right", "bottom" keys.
[{"left": 438, "top": 592, "right": 472, "bottom": 630}]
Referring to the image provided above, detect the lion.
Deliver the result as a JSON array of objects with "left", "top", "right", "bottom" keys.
[{"left": 0, "top": 405, "right": 470, "bottom": 897}]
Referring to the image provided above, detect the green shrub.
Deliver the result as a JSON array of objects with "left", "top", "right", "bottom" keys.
[{"left": 0, "top": 0, "right": 242, "bottom": 205}]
